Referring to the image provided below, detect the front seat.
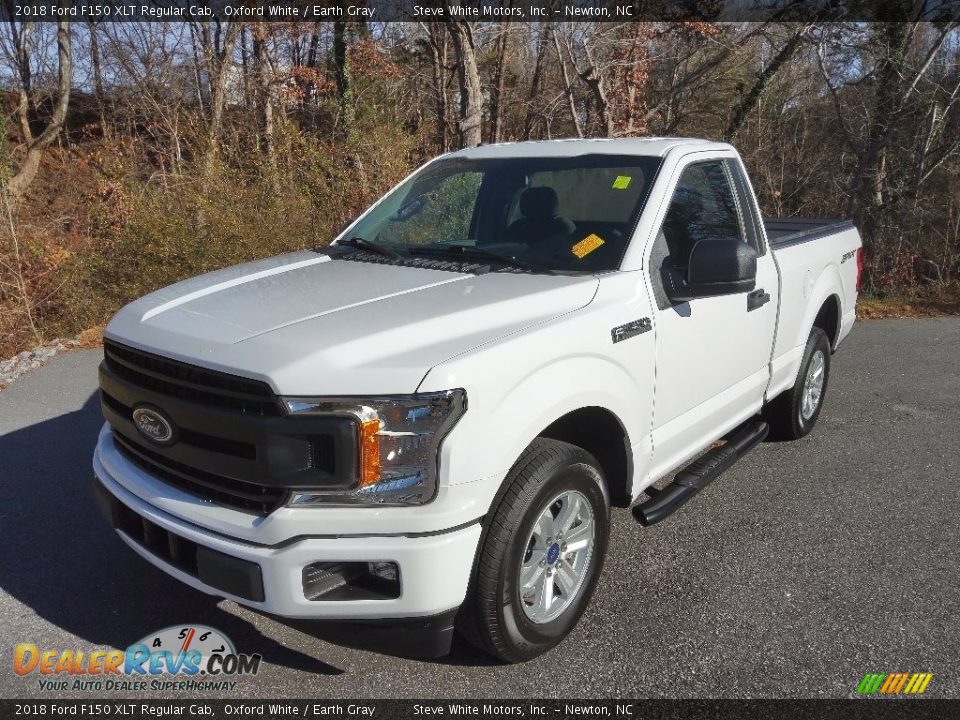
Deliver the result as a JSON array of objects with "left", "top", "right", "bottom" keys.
[{"left": 505, "top": 187, "right": 576, "bottom": 245}]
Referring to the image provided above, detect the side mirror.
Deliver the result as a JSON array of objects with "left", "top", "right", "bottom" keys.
[{"left": 665, "top": 239, "right": 757, "bottom": 302}]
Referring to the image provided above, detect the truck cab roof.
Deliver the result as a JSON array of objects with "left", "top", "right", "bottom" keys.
[{"left": 447, "top": 137, "right": 733, "bottom": 160}]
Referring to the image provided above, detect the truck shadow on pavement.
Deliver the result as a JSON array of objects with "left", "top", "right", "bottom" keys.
[{"left": 0, "top": 392, "right": 343, "bottom": 676}]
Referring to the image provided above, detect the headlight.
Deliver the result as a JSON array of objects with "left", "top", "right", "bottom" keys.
[{"left": 281, "top": 389, "right": 466, "bottom": 506}]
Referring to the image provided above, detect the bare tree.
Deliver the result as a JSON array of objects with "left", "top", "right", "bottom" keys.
[
  {"left": 101, "top": 23, "right": 191, "bottom": 176},
  {"left": 1, "top": 15, "right": 72, "bottom": 201},
  {"left": 553, "top": 30, "right": 583, "bottom": 138},
  {"left": 523, "top": 24, "right": 551, "bottom": 139},
  {"left": 489, "top": 22, "right": 511, "bottom": 143},
  {"left": 87, "top": 19, "right": 108, "bottom": 132},
  {"left": 726, "top": 25, "right": 813, "bottom": 141},
  {"left": 573, "top": 30, "right": 613, "bottom": 137},
  {"left": 447, "top": 19, "right": 482, "bottom": 148},
  {"left": 251, "top": 23, "right": 275, "bottom": 162},
  {"left": 421, "top": 21, "right": 450, "bottom": 151},
  {"left": 192, "top": 17, "right": 241, "bottom": 176},
  {"left": 815, "top": 22, "right": 959, "bottom": 236}
]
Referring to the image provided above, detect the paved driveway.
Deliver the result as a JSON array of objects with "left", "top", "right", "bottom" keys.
[{"left": 1, "top": 319, "right": 958, "bottom": 698}]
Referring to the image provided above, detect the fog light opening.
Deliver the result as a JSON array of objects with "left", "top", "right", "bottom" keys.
[{"left": 302, "top": 561, "right": 400, "bottom": 601}]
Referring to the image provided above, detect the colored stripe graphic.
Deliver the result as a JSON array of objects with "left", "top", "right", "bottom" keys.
[
  {"left": 879, "top": 674, "right": 898, "bottom": 693},
  {"left": 856, "top": 673, "right": 886, "bottom": 694},
  {"left": 857, "top": 672, "right": 932, "bottom": 695}
]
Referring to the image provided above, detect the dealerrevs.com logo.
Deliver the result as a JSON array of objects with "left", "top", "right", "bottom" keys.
[{"left": 14, "top": 625, "right": 261, "bottom": 692}]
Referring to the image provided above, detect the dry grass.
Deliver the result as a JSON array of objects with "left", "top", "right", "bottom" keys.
[
  {"left": 857, "top": 287, "right": 960, "bottom": 319},
  {"left": 0, "top": 121, "right": 422, "bottom": 358},
  {"left": 76, "top": 325, "right": 104, "bottom": 348}
]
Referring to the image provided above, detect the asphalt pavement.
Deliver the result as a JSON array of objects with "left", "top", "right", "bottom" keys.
[{"left": 1, "top": 318, "right": 958, "bottom": 699}]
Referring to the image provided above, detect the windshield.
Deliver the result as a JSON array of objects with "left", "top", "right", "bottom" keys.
[{"left": 339, "top": 154, "right": 662, "bottom": 273}]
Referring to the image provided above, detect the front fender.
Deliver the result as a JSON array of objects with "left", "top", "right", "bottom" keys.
[
  {"left": 421, "top": 338, "right": 655, "bottom": 496},
  {"left": 418, "top": 271, "right": 657, "bottom": 516}
]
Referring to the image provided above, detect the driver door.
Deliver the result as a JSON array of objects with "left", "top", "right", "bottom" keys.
[{"left": 647, "top": 157, "right": 778, "bottom": 480}]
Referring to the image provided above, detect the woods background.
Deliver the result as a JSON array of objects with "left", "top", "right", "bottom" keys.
[{"left": 1, "top": 15, "right": 959, "bottom": 357}]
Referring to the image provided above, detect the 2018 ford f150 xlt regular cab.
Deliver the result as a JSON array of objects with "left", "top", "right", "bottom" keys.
[{"left": 93, "top": 138, "right": 862, "bottom": 662}]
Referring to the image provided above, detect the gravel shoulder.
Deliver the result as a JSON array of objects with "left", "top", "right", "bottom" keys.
[{"left": 0, "top": 338, "right": 89, "bottom": 390}]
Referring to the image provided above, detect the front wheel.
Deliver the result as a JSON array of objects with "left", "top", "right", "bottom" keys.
[
  {"left": 457, "top": 438, "right": 610, "bottom": 663},
  {"left": 765, "top": 327, "right": 831, "bottom": 440}
]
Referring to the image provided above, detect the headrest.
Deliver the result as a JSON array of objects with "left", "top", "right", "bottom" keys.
[{"left": 519, "top": 186, "right": 560, "bottom": 221}]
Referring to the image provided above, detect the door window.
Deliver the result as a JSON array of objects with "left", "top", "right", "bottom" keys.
[{"left": 659, "top": 161, "right": 744, "bottom": 269}]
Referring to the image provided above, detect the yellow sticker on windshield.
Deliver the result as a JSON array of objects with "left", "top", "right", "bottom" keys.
[
  {"left": 572, "top": 234, "right": 605, "bottom": 259},
  {"left": 612, "top": 175, "right": 632, "bottom": 190}
]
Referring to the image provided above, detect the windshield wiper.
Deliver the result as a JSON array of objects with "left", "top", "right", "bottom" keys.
[
  {"left": 410, "top": 245, "right": 556, "bottom": 275},
  {"left": 337, "top": 237, "right": 404, "bottom": 260}
]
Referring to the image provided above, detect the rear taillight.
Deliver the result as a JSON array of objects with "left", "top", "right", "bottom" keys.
[{"left": 855, "top": 247, "right": 864, "bottom": 292}]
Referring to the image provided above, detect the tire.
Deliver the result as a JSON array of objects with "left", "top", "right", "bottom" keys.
[
  {"left": 457, "top": 438, "right": 610, "bottom": 663},
  {"left": 764, "top": 327, "right": 831, "bottom": 440}
]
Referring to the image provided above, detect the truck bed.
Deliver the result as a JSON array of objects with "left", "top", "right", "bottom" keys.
[
  {"left": 763, "top": 214, "right": 861, "bottom": 405},
  {"left": 764, "top": 218, "right": 855, "bottom": 249}
]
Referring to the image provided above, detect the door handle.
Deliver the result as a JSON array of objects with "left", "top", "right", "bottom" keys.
[{"left": 747, "top": 288, "right": 770, "bottom": 311}]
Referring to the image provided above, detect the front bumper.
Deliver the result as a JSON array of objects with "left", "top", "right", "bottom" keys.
[{"left": 93, "top": 434, "right": 482, "bottom": 621}]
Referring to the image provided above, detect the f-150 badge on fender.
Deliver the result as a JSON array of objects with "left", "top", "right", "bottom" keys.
[{"left": 611, "top": 318, "right": 652, "bottom": 344}]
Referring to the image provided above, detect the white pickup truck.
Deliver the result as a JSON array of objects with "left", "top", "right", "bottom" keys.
[{"left": 93, "top": 138, "right": 861, "bottom": 662}]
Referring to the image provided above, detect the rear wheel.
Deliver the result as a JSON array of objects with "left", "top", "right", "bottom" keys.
[
  {"left": 457, "top": 438, "right": 610, "bottom": 663},
  {"left": 765, "top": 327, "right": 831, "bottom": 440}
]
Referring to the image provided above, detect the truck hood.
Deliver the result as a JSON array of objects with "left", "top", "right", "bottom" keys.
[{"left": 105, "top": 251, "right": 599, "bottom": 395}]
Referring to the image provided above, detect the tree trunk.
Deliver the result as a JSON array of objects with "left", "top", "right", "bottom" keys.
[
  {"left": 201, "top": 21, "right": 240, "bottom": 178},
  {"left": 239, "top": 26, "right": 251, "bottom": 107},
  {"left": 426, "top": 21, "right": 449, "bottom": 152},
  {"left": 489, "top": 23, "right": 510, "bottom": 143},
  {"left": 306, "top": 22, "right": 321, "bottom": 68},
  {"left": 554, "top": 32, "right": 583, "bottom": 138},
  {"left": 579, "top": 41, "right": 612, "bottom": 137},
  {"left": 726, "top": 27, "right": 808, "bottom": 142},
  {"left": 524, "top": 25, "right": 550, "bottom": 139},
  {"left": 300, "top": 22, "right": 322, "bottom": 126},
  {"left": 333, "top": 19, "right": 348, "bottom": 97},
  {"left": 187, "top": 23, "right": 208, "bottom": 113},
  {"left": 846, "top": 23, "right": 913, "bottom": 235},
  {"left": 87, "top": 20, "right": 107, "bottom": 133},
  {"left": 447, "top": 20, "right": 483, "bottom": 148},
  {"left": 5, "top": 18, "right": 72, "bottom": 201},
  {"left": 252, "top": 25, "right": 274, "bottom": 161}
]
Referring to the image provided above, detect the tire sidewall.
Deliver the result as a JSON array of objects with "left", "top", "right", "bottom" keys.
[
  {"left": 795, "top": 329, "right": 831, "bottom": 435},
  {"left": 496, "top": 460, "right": 609, "bottom": 657}
]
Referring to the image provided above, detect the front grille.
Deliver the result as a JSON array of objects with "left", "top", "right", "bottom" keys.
[
  {"left": 103, "top": 340, "right": 279, "bottom": 416},
  {"left": 112, "top": 431, "right": 286, "bottom": 515},
  {"left": 102, "top": 391, "right": 256, "bottom": 461},
  {"left": 100, "top": 340, "right": 357, "bottom": 516}
]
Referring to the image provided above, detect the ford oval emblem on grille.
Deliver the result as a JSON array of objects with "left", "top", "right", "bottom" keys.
[{"left": 132, "top": 406, "right": 175, "bottom": 445}]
